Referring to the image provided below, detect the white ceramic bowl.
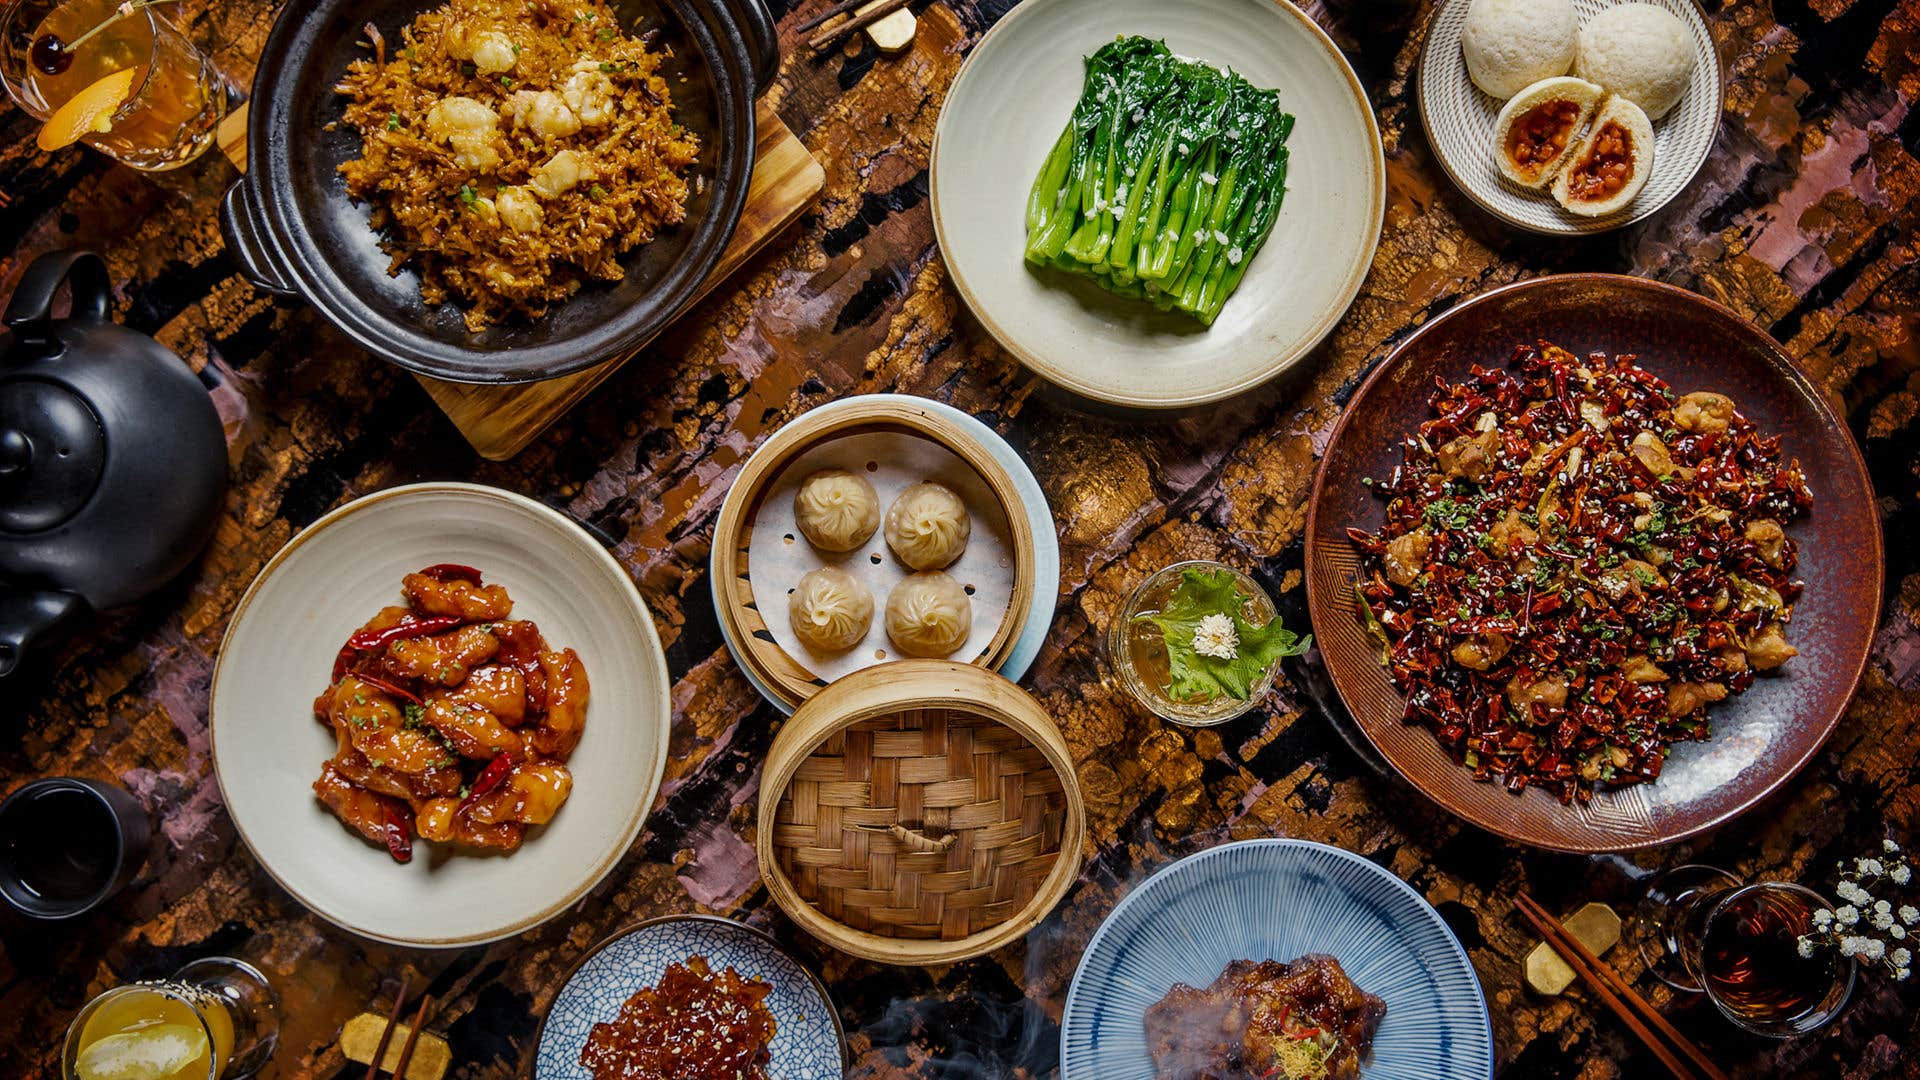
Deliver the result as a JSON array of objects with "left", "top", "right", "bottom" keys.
[
  {"left": 931, "top": 0, "right": 1385, "bottom": 409},
  {"left": 211, "top": 484, "right": 670, "bottom": 947}
]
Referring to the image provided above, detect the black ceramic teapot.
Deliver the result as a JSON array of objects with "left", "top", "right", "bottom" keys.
[{"left": 0, "top": 250, "right": 227, "bottom": 680}]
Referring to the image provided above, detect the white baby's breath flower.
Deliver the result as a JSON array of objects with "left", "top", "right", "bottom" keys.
[
  {"left": 1901, "top": 905, "right": 1920, "bottom": 926},
  {"left": 1893, "top": 865, "right": 1912, "bottom": 886},
  {"left": 1797, "top": 937, "right": 1816, "bottom": 958},
  {"left": 1887, "top": 839, "right": 1902, "bottom": 854},
  {"left": 1876, "top": 899, "right": 1894, "bottom": 914},
  {"left": 1874, "top": 909, "right": 1895, "bottom": 930},
  {"left": 1864, "top": 939, "right": 1887, "bottom": 962},
  {"left": 1898, "top": 968, "right": 1913, "bottom": 981},
  {"left": 1836, "top": 905, "right": 1861, "bottom": 926},
  {"left": 1894, "top": 948, "right": 1912, "bottom": 968},
  {"left": 1860, "top": 858, "right": 1886, "bottom": 877},
  {"left": 1192, "top": 613, "right": 1239, "bottom": 660},
  {"left": 1837, "top": 881, "right": 1868, "bottom": 904},
  {"left": 1812, "top": 908, "right": 1835, "bottom": 929},
  {"left": 1892, "top": 925, "right": 1907, "bottom": 940},
  {"left": 1840, "top": 936, "right": 1864, "bottom": 957}
]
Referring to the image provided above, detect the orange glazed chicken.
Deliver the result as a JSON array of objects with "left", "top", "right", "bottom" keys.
[{"left": 313, "top": 564, "right": 588, "bottom": 862}]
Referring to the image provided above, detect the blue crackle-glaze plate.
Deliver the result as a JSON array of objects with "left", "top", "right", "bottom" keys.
[
  {"left": 1061, "top": 839, "right": 1493, "bottom": 1080},
  {"left": 535, "top": 915, "right": 847, "bottom": 1079}
]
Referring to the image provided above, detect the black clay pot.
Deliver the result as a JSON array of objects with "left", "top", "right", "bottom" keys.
[
  {"left": 0, "top": 250, "right": 228, "bottom": 680},
  {"left": 219, "top": 0, "right": 778, "bottom": 385}
]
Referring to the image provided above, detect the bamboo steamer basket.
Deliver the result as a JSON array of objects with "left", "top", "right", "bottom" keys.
[
  {"left": 756, "top": 660, "right": 1085, "bottom": 964},
  {"left": 713, "top": 397, "right": 1037, "bottom": 711}
]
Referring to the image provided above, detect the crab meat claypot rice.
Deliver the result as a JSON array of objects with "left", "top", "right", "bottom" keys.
[{"left": 335, "top": 0, "right": 698, "bottom": 330}]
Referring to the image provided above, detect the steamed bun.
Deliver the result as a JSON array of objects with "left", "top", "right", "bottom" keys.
[
  {"left": 1461, "top": 0, "right": 1578, "bottom": 100},
  {"left": 1575, "top": 3, "right": 1695, "bottom": 120}
]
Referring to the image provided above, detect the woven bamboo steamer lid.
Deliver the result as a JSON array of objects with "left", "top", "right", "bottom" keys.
[
  {"left": 712, "top": 396, "right": 1037, "bottom": 711},
  {"left": 756, "top": 660, "right": 1085, "bottom": 965}
]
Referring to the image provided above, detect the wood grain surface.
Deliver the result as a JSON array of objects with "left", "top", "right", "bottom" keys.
[{"left": 4, "top": 0, "right": 1920, "bottom": 1077}]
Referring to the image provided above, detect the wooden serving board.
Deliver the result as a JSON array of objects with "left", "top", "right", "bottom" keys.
[{"left": 216, "top": 101, "right": 824, "bottom": 459}]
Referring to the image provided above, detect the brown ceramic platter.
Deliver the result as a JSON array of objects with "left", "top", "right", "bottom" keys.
[{"left": 1304, "top": 274, "right": 1882, "bottom": 852}]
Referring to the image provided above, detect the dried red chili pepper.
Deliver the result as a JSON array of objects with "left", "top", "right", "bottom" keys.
[
  {"left": 331, "top": 643, "right": 358, "bottom": 683},
  {"left": 416, "top": 563, "right": 484, "bottom": 584},
  {"left": 460, "top": 752, "right": 516, "bottom": 811},
  {"left": 346, "top": 614, "right": 463, "bottom": 651},
  {"left": 382, "top": 803, "right": 413, "bottom": 863},
  {"left": 354, "top": 672, "right": 422, "bottom": 706}
]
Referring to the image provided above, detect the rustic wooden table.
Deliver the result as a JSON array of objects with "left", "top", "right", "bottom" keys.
[{"left": 4, "top": 0, "right": 1919, "bottom": 1076}]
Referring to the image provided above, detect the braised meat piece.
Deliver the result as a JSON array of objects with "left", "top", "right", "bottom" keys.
[
  {"left": 314, "top": 565, "right": 587, "bottom": 862},
  {"left": 1145, "top": 956, "right": 1385, "bottom": 1080}
]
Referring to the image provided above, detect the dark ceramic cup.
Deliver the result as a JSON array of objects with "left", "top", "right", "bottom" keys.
[{"left": 0, "top": 777, "right": 150, "bottom": 919}]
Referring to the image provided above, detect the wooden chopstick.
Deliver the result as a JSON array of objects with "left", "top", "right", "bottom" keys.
[
  {"left": 806, "top": 0, "right": 911, "bottom": 52},
  {"left": 388, "top": 993, "right": 435, "bottom": 1079},
  {"left": 795, "top": 0, "right": 870, "bottom": 33},
  {"left": 1516, "top": 894, "right": 1729, "bottom": 1080},
  {"left": 363, "top": 973, "right": 412, "bottom": 1080}
]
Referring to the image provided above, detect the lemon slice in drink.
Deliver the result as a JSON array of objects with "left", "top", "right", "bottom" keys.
[
  {"left": 73, "top": 1023, "right": 210, "bottom": 1080},
  {"left": 37, "top": 65, "right": 137, "bottom": 151}
]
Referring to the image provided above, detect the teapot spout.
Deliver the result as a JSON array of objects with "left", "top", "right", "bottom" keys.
[{"left": 0, "top": 588, "right": 88, "bottom": 679}]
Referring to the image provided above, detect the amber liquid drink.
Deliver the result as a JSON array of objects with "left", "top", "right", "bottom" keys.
[
  {"left": 1636, "top": 869, "right": 1854, "bottom": 1039},
  {"left": 1697, "top": 884, "right": 1853, "bottom": 1036},
  {"left": 1, "top": 0, "right": 231, "bottom": 169},
  {"left": 62, "top": 959, "right": 279, "bottom": 1080},
  {"left": 1108, "top": 560, "right": 1282, "bottom": 726}
]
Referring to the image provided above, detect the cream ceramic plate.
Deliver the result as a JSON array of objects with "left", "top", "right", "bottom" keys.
[
  {"left": 1418, "top": 0, "right": 1722, "bottom": 235},
  {"left": 211, "top": 484, "right": 670, "bottom": 947},
  {"left": 931, "top": 0, "right": 1384, "bottom": 410}
]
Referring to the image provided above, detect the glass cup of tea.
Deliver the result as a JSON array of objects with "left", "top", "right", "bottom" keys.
[
  {"left": 62, "top": 957, "right": 280, "bottom": 1080},
  {"left": 1634, "top": 866, "right": 1855, "bottom": 1038},
  {"left": 1106, "top": 560, "right": 1284, "bottom": 727},
  {"left": 0, "top": 0, "right": 235, "bottom": 169}
]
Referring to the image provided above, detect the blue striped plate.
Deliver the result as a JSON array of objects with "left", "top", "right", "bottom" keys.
[{"left": 1061, "top": 839, "right": 1493, "bottom": 1079}]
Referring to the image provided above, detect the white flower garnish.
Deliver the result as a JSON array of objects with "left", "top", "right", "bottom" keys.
[{"left": 1193, "top": 613, "right": 1239, "bottom": 660}]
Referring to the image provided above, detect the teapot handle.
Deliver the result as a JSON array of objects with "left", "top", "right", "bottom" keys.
[{"left": 4, "top": 250, "right": 111, "bottom": 351}]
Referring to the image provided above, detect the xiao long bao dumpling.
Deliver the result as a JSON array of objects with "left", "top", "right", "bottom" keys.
[
  {"left": 885, "top": 571, "right": 972, "bottom": 658},
  {"left": 789, "top": 566, "right": 874, "bottom": 653},
  {"left": 794, "top": 469, "right": 881, "bottom": 552},
  {"left": 884, "top": 482, "right": 971, "bottom": 570}
]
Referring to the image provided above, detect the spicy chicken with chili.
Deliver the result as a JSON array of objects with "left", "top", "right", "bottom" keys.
[
  {"left": 312, "top": 564, "right": 589, "bottom": 861},
  {"left": 1349, "top": 342, "right": 1811, "bottom": 803}
]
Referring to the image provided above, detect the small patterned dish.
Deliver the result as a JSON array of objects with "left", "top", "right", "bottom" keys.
[
  {"left": 534, "top": 914, "right": 847, "bottom": 1080},
  {"left": 1061, "top": 839, "right": 1493, "bottom": 1080},
  {"left": 1418, "top": 0, "right": 1722, "bottom": 235}
]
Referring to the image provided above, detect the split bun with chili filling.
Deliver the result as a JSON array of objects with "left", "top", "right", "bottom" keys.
[
  {"left": 1492, "top": 76, "right": 1604, "bottom": 189},
  {"left": 1550, "top": 95, "right": 1654, "bottom": 216}
]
